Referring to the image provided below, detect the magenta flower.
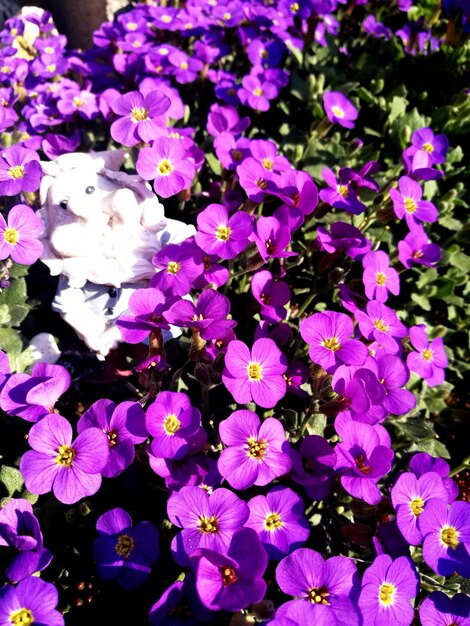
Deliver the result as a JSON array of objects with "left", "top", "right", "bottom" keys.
[
  {"left": 391, "top": 471, "right": 448, "bottom": 545},
  {"left": 419, "top": 591, "right": 470, "bottom": 626},
  {"left": 0, "top": 577, "right": 64, "bottom": 626},
  {"left": 0, "top": 145, "right": 42, "bottom": 196},
  {"left": 116, "top": 287, "right": 173, "bottom": 344},
  {"left": 409, "top": 452, "right": 459, "bottom": 503},
  {"left": 167, "top": 486, "right": 249, "bottom": 566},
  {"left": 316, "top": 222, "right": 372, "bottom": 260},
  {"left": 151, "top": 242, "right": 201, "bottom": 297},
  {"left": 389, "top": 176, "right": 438, "bottom": 230},
  {"left": 251, "top": 216, "right": 297, "bottom": 263},
  {"left": 146, "top": 391, "right": 202, "bottom": 460},
  {"left": 20, "top": 413, "right": 109, "bottom": 505},
  {"left": 407, "top": 324, "right": 448, "bottom": 386},
  {"left": 110, "top": 90, "right": 170, "bottom": 146},
  {"left": 332, "top": 366, "right": 387, "bottom": 424},
  {"left": 300, "top": 310, "right": 368, "bottom": 373},
  {"left": 191, "top": 527, "right": 268, "bottom": 612},
  {"left": 420, "top": 499, "right": 470, "bottom": 577},
  {"left": 77, "top": 399, "right": 148, "bottom": 478},
  {"left": 368, "top": 354, "right": 417, "bottom": 415},
  {"left": 290, "top": 435, "right": 337, "bottom": 501},
  {"left": 362, "top": 251, "right": 400, "bottom": 303},
  {"left": 320, "top": 168, "right": 367, "bottom": 215},
  {"left": 222, "top": 338, "right": 288, "bottom": 408},
  {"left": 251, "top": 270, "right": 291, "bottom": 323},
  {"left": 358, "top": 555, "right": 419, "bottom": 626},
  {"left": 238, "top": 71, "right": 279, "bottom": 111},
  {"left": 137, "top": 136, "right": 196, "bottom": 198},
  {"left": 218, "top": 410, "right": 292, "bottom": 490},
  {"left": 276, "top": 548, "right": 361, "bottom": 626},
  {"left": 195, "top": 203, "right": 253, "bottom": 260},
  {"left": 237, "top": 157, "right": 274, "bottom": 203},
  {"left": 57, "top": 88, "right": 98, "bottom": 121},
  {"left": 398, "top": 224, "right": 441, "bottom": 269},
  {"left": 323, "top": 91, "right": 358, "bottom": 129},
  {"left": 94, "top": 507, "right": 159, "bottom": 590},
  {"left": 245, "top": 486, "right": 310, "bottom": 560},
  {"left": 355, "top": 301, "right": 408, "bottom": 353},
  {"left": 411, "top": 127, "right": 449, "bottom": 165},
  {"left": 334, "top": 421, "right": 394, "bottom": 505},
  {"left": 0, "top": 204, "right": 43, "bottom": 265}
]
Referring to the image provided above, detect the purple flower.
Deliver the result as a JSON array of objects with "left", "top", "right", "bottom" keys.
[
  {"left": 222, "top": 338, "right": 288, "bottom": 408},
  {"left": 0, "top": 145, "right": 42, "bottom": 196},
  {"left": 290, "top": 435, "right": 337, "bottom": 500},
  {"left": 191, "top": 527, "right": 268, "bottom": 612},
  {"left": 389, "top": 176, "right": 438, "bottom": 231},
  {"left": 77, "top": 399, "right": 147, "bottom": 478},
  {"left": 270, "top": 601, "right": 319, "bottom": 625},
  {"left": 237, "top": 157, "right": 274, "bottom": 203},
  {"left": 146, "top": 391, "right": 202, "bottom": 461},
  {"left": 407, "top": 324, "right": 448, "bottom": 387},
  {"left": 0, "top": 576, "right": 64, "bottom": 626},
  {"left": 276, "top": 548, "right": 361, "bottom": 626},
  {"left": 323, "top": 91, "right": 358, "bottom": 129},
  {"left": 94, "top": 507, "right": 159, "bottom": 589},
  {"left": 317, "top": 222, "right": 372, "bottom": 260},
  {"left": 0, "top": 362, "right": 71, "bottom": 423},
  {"left": 420, "top": 499, "right": 470, "bottom": 577},
  {"left": 358, "top": 555, "right": 419, "bottom": 626},
  {"left": 409, "top": 452, "right": 459, "bottom": 503},
  {"left": 368, "top": 354, "right": 417, "bottom": 415},
  {"left": 355, "top": 301, "right": 408, "bottom": 353},
  {"left": 19, "top": 413, "right": 109, "bottom": 505},
  {"left": 402, "top": 145, "right": 443, "bottom": 181},
  {"left": 251, "top": 270, "right": 291, "bottom": 323},
  {"left": 419, "top": 591, "right": 470, "bottom": 626},
  {"left": 334, "top": 421, "right": 394, "bottom": 505},
  {"left": 251, "top": 216, "right": 297, "bottom": 263},
  {"left": 398, "top": 224, "right": 441, "bottom": 269},
  {"left": 149, "top": 575, "right": 214, "bottom": 626},
  {"left": 0, "top": 204, "right": 43, "bottom": 266},
  {"left": 0, "top": 498, "right": 52, "bottom": 582},
  {"left": 195, "top": 203, "right": 253, "bottom": 259},
  {"left": 391, "top": 471, "right": 449, "bottom": 545},
  {"left": 320, "top": 168, "right": 367, "bottom": 215},
  {"left": 111, "top": 90, "right": 170, "bottom": 146},
  {"left": 245, "top": 486, "right": 310, "bottom": 560},
  {"left": 57, "top": 88, "right": 98, "bottom": 121},
  {"left": 206, "top": 104, "right": 250, "bottom": 138},
  {"left": 163, "top": 289, "right": 236, "bottom": 340},
  {"left": 137, "top": 137, "right": 196, "bottom": 198},
  {"left": 300, "top": 310, "right": 368, "bottom": 373},
  {"left": 116, "top": 287, "right": 173, "bottom": 344},
  {"left": 362, "top": 251, "right": 400, "bottom": 303},
  {"left": 167, "top": 486, "right": 249, "bottom": 566},
  {"left": 213, "top": 132, "right": 251, "bottom": 170},
  {"left": 238, "top": 71, "right": 279, "bottom": 112},
  {"left": 332, "top": 366, "right": 387, "bottom": 425},
  {"left": 151, "top": 243, "right": 201, "bottom": 297},
  {"left": 218, "top": 410, "right": 292, "bottom": 490},
  {"left": 411, "top": 127, "right": 449, "bottom": 165}
]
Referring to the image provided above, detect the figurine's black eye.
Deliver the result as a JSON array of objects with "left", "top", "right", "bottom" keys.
[
  {"left": 85, "top": 186, "right": 95, "bottom": 195},
  {"left": 59, "top": 200, "right": 68, "bottom": 210}
]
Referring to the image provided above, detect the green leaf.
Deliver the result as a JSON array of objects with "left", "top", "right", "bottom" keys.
[
  {"left": 388, "top": 96, "right": 408, "bottom": 124},
  {"left": 0, "top": 327, "right": 23, "bottom": 355},
  {"left": 205, "top": 152, "right": 222, "bottom": 176},
  {"left": 407, "top": 439, "right": 450, "bottom": 459},
  {"left": 0, "top": 465, "right": 24, "bottom": 498},
  {"left": 0, "top": 304, "right": 11, "bottom": 325}
]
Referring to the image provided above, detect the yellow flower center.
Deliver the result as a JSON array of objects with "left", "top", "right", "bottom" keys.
[
  {"left": 332, "top": 105, "right": 344, "bottom": 118},
  {"left": 422, "top": 142, "right": 434, "bottom": 153},
  {"left": 308, "top": 587, "right": 330, "bottom": 605},
  {"left": 73, "top": 97, "right": 85, "bottom": 107},
  {"left": 264, "top": 513, "right": 283, "bottom": 531},
  {"left": 158, "top": 159, "right": 173, "bottom": 175},
  {"left": 247, "top": 437, "right": 267, "bottom": 460},
  {"left": 4, "top": 227, "right": 19, "bottom": 245},
  {"left": 321, "top": 337, "right": 341, "bottom": 352},
  {"left": 220, "top": 566, "right": 238, "bottom": 587},
  {"left": 44, "top": 46, "right": 54, "bottom": 54},
  {"left": 355, "top": 453, "right": 372, "bottom": 475},
  {"left": 114, "top": 534, "right": 134, "bottom": 558},
  {"left": 441, "top": 526, "right": 459, "bottom": 549},
  {"left": 376, "top": 272, "right": 387, "bottom": 286},
  {"left": 253, "top": 87, "right": 264, "bottom": 96},
  {"left": 223, "top": 12, "right": 232, "bottom": 20},
  {"left": 198, "top": 515, "right": 219, "bottom": 533},
  {"left": 337, "top": 184, "right": 349, "bottom": 198},
  {"left": 373, "top": 319, "right": 389, "bottom": 333},
  {"left": 404, "top": 198, "right": 417, "bottom": 214},
  {"left": 9, "top": 608, "right": 34, "bottom": 626},
  {"left": 162, "top": 15, "right": 172, "bottom": 23},
  {"left": 422, "top": 349, "right": 433, "bottom": 361},
  {"left": 216, "top": 225, "right": 231, "bottom": 241},
  {"left": 290, "top": 2, "right": 300, "bottom": 12},
  {"left": 127, "top": 22, "right": 138, "bottom": 31},
  {"left": 9, "top": 165, "right": 24, "bottom": 179},
  {"left": 247, "top": 362, "right": 263, "bottom": 381},
  {"left": 105, "top": 429, "right": 118, "bottom": 448},
  {"left": 163, "top": 414, "right": 181, "bottom": 435},
  {"left": 55, "top": 444, "right": 76, "bottom": 467},
  {"left": 46, "top": 64, "right": 56, "bottom": 73},
  {"left": 167, "top": 261, "right": 181, "bottom": 274},
  {"left": 262, "top": 158, "right": 274, "bottom": 171},
  {"left": 410, "top": 497, "right": 424, "bottom": 516},
  {"left": 379, "top": 582, "right": 395, "bottom": 606},
  {"left": 130, "top": 106, "right": 149, "bottom": 122},
  {"left": 180, "top": 61, "right": 188, "bottom": 70}
]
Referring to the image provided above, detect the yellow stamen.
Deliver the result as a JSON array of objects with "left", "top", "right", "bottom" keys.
[
  {"left": 404, "top": 198, "right": 417, "bottom": 214},
  {"left": 308, "top": 587, "right": 330, "bottom": 605},
  {"left": 180, "top": 61, "right": 188, "bottom": 70},
  {"left": 9, "top": 608, "right": 34, "bottom": 626},
  {"left": 247, "top": 362, "right": 263, "bottom": 381},
  {"left": 158, "top": 159, "right": 173, "bottom": 175},
  {"left": 130, "top": 106, "right": 149, "bottom": 122},
  {"left": 55, "top": 444, "right": 76, "bottom": 467},
  {"left": 253, "top": 87, "right": 263, "bottom": 97},
  {"left": 198, "top": 515, "right": 219, "bottom": 533},
  {"left": 105, "top": 430, "right": 118, "bottom": 448},
  {"left": 114, "top": 534, "right": 134, "bottom": 558},
  {"left": 379, "top": 582, "right": 395, "bottom": 606},
  {"left": 321, "top": 337, "right": 341, "bottom": 352},
  {"left": 216, "top": 225, "right": 231, "bottom": 241},
  {"left": 441, "top": 526, "right": 459, "bottom": 549},
  {"left": 332, "top": 105, "right": 344, "bottom": 118},
  {"left": 422, "top": 142, "right": 434, "bottom": 153},
  {"left": 337, "top": 184, "right": 349, "bottom": 198},
  {"left": 262, "top": 158, "right": 274, "bottom": 171},
  {"left": 4, "top": 227, "right": 19, "bottom": 245},
  {"left": 247, "top": 437, "right": 268, "bottom": 460},
  {"left": 9, "top": 165, "right": 24, "bottom": 179},
  {"left": 410, "top": 497, "right": 424, "bottom": 516},
  {"left": 264, "top": 513, "right": 283, "bottom": 531},
  {"left": 221, "top": 566, "right": 238, "bottom": 586},
  {"left": 73, "top": 96, "right": 84, "bottom": 107},
  {"left": 163, "top": 414, "right": 181, "bottom": 435},
  {"left": 376, "top": 272, "right": 387, "bottom": 286},
  {"left": 422, "top": 349, "right": 433, "bottom": 361},
  {"left": 373, "top": 319, "right": 388, "bottom": 333},
  {"left": 167, "top": 261, "right": 180, "bottom": 274}
]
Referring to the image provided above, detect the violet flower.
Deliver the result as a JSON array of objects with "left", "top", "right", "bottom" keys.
[
  {"left": 389, "top": 176, "right": 438, "bottom": 230},
  {"left": 409, "top": 452, "right": 459, "bottom": 503},
  {"left": 222, "top": 338, "right": 288, "bottom": 408},
  {"left": 355, "top": 301, "right": 408, "bottom": 354},
  {"left": 149, "top": 575, "right": 214, "bottom": 626},
  {"left": 411, "top": 127, "right": 449, "bottom": 165},
  {"left": 151, "top": 243, "right": 201, "bottom": 297},
  {"left": 0, "top": 204, "right": 43, "bottom": 266},
  {"left": 290, "top": 435, "right": 337, "bottom": 501},
  {"left": 407, "top": 324, "right": 448, "bottom": 387},
  {"left": 20, "top": 413, "right": 109, "bottom": 505},
  {"left": 419, "top": 591, "right": 470, "bottom": 626},
  {"left": 320, "top": 168, "right": 367, "bottom": 215},
  {"left": 368, "top": 354, "right": 417, "bottom": 416},
  {"left": 116, "top": 287, "right": 173, "bottom": 344},
  {"left": 94, "top": 507, "right": 159, "bottom": 590},
  {"left": 323, "top": 91, "right": 358, "bottom": 129},
  {"left": 362, "top": 251, "right": 400, "bottom": 303},
  {"left": 237, "top": 157, "right": 274, "bottom": 203},
  {"left": 316, "top": 222, "right": 372, "bottom": 261},
  {"left": 195, "top": 203, "right": 253, "bottom": 260},
  {"left": 398, "top": 224, "right": 441, "bottom": 269},
  {"left": 218, "top": 409, "right": 292, "bottom": 490},
  {"left": 251, "top": 216, "right": 297, "bottom": 263},
  {"left": 0, "top": 577, "right": 64, "bottom": 626},
  {"left": 238, "top": 70, "right": 279, "bottom": 112},
  {"left": 251, "top": 270, "right": 291, "bottom": 323}
]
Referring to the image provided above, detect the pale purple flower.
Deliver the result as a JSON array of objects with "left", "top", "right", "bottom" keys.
[
  {"left": 407, "top": 324, "right": 448, "bottom": 387},
  {"left": 195, "top": 203, "right": 253, "bottom": 259},
  {"left": 323, "top": 91, "right": 358, "bottom": 129},
  {"left": 0, "top": 204, "right": 43, "bottom": 265},
  {"left": 389, "top": 176, "right": 438, "bottom": 230},
  {"left": 355, "top": 301, "right": 408, "bottom": 354},
  {"left": 362, "top": 251, "right": 400, "bottom": 303}
]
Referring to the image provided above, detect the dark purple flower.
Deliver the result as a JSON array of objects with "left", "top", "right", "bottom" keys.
[
  {"left": 323, "top": 91, "right": 358, "bottom": 129},
  {"left": 149, "top": 575, "right": 214, "bottom": 626},
  {"left": 20, "top": 413, "right": 109, "bottom": 505},
  {"left": 398, "top": 224, "right": 441, "bottom": 269},
  {"left": 77, "top": 399, "right": 147, "bottom": 478},
  {"left": 191, "top": 527, "right": 268, "bottom": 612},
  {"left": 290, "top": 435, "right": 337, "bottom": 500},
  {"left": 276, "top": 548, "right": 361, "bottom": 626},
  {"left": 0, "top": 576, "right": 64, "bottom": 626},
  {"left": 316, "top": 222, "right": 372, "bottom": 261},
  {"left": 218, "top": 410, "right": 292, "bottom": 490},
  {"left": 245, "top": 486, "right": 310, "bottom": 560},
  {"left": 358, "top": 555, "right": 419, "bottom": 626},
  {"left": 407, "top": 324, "right": 448, "bottom": 387},
  {"left": 41, "top": 132, "right": 81, "bottom": 160},
  {"left": 168, "top": 486, "right": 249, "bottom": 566},
  {"left": 116, "top": 287, "right": 173, "bottom": 344},
  {"left": 320, "top": 168, "right": 367, "bottom": 215},
  {"left": 368, "top": 354, "right": 417, "bottom": 415},
  {"left": 0, "top": 204, "right": 43, "bottom": 266},
  {"left": 389, "top": 176, "right": 438, "bottom": 230},
  {"left": 419, "top": 591, "right": 470, "bottom": 626},
  {"left": 206, "top": 104, "right": 250, "bottom": 138},
  {"left": 332, "top": 366, "right": 387, "bottom": 425},
  {"left": 222, "top": 338, "right": 288, "bottom": 408},
  {"left": 0, "top": 498, "right": 52, "bottom": 582},
  {"left": 213, "top": 132, "right": 251, "bottom": 170},
  {"left": 94, "top": 507, "right": 159, "bottom": 589},
  {"left": 420, "top": 499, "right": 470, "bottom": 577},
  {"left": 195, "top": 203, "right": 253, "bottom": 260},
  {"left": 362, "top": 251, "right": 400, "bottom": 303}
]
